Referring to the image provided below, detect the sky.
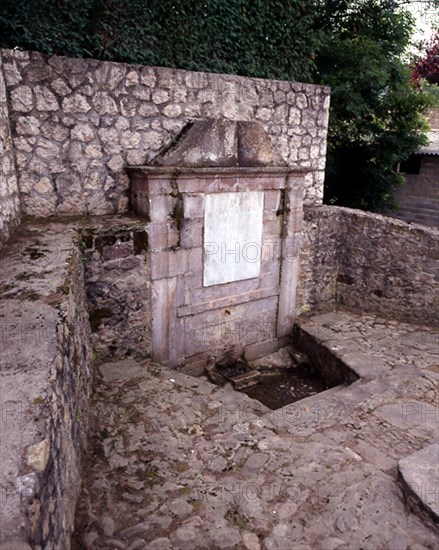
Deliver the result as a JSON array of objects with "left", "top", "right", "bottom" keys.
[{"left": 401, "top": 0, "right": 438, "bottom": 43}]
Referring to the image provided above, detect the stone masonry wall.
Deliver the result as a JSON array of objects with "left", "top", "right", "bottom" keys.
[
  {"left": 0, "top": 51, "right": 21, "bottom": 249},
  {"left": 1, "top": 49, "right": 330, "bottom": 218},
  {"left": 298, "top": 206, "right": 439, "bottom": 326},
  {"left": 0, "top": 222, "right": 93, "bottom": 549},
  {"left": 392, "top": 157, "right": 439, "bottom": 227},
  {"left": 80, "top": 217, "right": 151, "bottom": 363},
  {"left": 390, "top": 108, "right": 439, "bottom": 228}
]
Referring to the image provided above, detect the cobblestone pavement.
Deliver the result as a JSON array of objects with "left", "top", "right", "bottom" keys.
[{"left": 74, "top": 311, "right": 439, "bottom": 550}]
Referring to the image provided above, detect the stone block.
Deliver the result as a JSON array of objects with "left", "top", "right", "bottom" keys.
[
  {"left": 262, "top": 217, "right": 282, "bottom": 238},
  {"left": 180, "top": 219, "right": 202, "bottom": 248},
  {"left": 10, "top": 85, "right": 33, "bottom": 112},
  {"left": 184, "top": 300, "right": 278, "bottom": 356},
  {"left": 150, "top": 249, "right": 188, "bottom": 280},
  {"left": 186, "top": 247, "right": 203, "bottom": 275},
  {"left": 245, "top": 337, "right": 290, "bottom": 360},
  {"left": 152, "top": 89, "right": 169, "bottom": 104},
  {"left": 179, "top": 358, "right": 207, "bottom": 377},
  {"left": 120, "top": 97, "right": 138, "bottom": 117},
  {"left": 260, "top": 269, "right": 280, "bottom": 289},
  {"left": 92, "top": 92, "right": 118, "bottom": 115},
  {"left": 103, "top": 255, "right": 142, "bottom": 270},
  {"left": 102, "top": 242, "right": 133, "bottom": 261},
  {"left": 162, "top": 104, "right": 182, "bottom": 118},
  {"left": 149, "top": 195, "right": 176, "bottom": 222},
  {"left": 71, "top": 123, "right": 95, "bottom": 142},
  {"left": 50, "top": 78, "right": 71, "bottom": 97},
  {"left": 183, "top": 194, "right": 205, "bottom": 219},
  {"left": 16, "top": 116, "right": 40, "bottom": 136},
  {"left": 182, "top": 271, "right": 203, "bottom": 292},
  {"left": 263, "top": 190, "right": 281, "bottom": 213},
  {"left": 34, "top": 86, "right": 58, "bottom": 111},
  {"left": 62, "top": 94, "right": 91, "bottom": 113},
  {"left": 151, "top": 277, "right": 185, "bottom": 365},
  {"left": 148, "top": 222, "right": 178, "bottom": 250}
]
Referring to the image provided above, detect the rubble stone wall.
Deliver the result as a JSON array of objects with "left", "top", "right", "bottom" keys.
[
  {"left": 0, "top": 51, "right": 21, "bottom": 249},
  {"left": 0, "top": 222, "right": 93, "bottom": 549},
  {"left": 299, "top": 206, "right": 439, "bottom": 325},
  {"left": 80, "top": 217, "right": 151, "bottom": 362},
  {"left": 1, "top": 49, "right": 330, "bottom": 218}
]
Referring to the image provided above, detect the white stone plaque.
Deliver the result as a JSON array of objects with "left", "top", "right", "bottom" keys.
[{"left": 203, "top": 191, "right": 264, "bottom": 286}]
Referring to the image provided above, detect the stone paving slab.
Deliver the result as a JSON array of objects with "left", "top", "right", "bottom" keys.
[{"left": 74, "top": 312, "right": 438, "bottom": 549}]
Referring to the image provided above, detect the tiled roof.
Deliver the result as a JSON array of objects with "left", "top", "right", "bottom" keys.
[{"left": 419, "top": 131, "right": 439, "bottom": 156}]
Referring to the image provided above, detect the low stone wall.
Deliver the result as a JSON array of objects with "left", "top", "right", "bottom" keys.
[
  {"left": 298, "top": 206, "right": 439, "bottom": 326},
  {"left": 80, "top": 217, "right": 151, "bottom": 362},
  {"left": 0, "top": 222, "right": 92, "bottom": 549},
  {"left": 297, "top": 205, "right": 341, "bottom": 314},
  {"left": 1, "top": 49, "right": 330, "bottom": 218},
  {"left": 0, "top": 51, "right": 21, "bottom": 250}
]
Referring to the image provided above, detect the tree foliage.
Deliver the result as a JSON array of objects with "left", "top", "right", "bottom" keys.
[
  {"left": 0, "top": 0, "right": 320, "bottom": 82},
  {"left": 315, "top": 0, "right": 433, "bottom": 210},
  {"left": 412, "top": 33, "right": 439, "bottom": 85},
  {"left": 0, "top": 0, "right": 434, "bottom": 211}
]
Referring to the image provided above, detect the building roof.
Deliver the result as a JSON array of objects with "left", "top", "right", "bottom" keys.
[{"left": 419, "top": 130, "right": 439, "bottom": 156}]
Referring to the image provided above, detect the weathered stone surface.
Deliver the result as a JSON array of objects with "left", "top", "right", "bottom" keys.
[
  {"left": 101, "top": 516, "right": 116, "bottom": 537},
  {"left": 40, "top": 122, "right": 69, "bottom": 141},
  {"left": 34, "top": 85, "right": 58, "bottom": 111},
  {"left": 0, "top": 541, "right": 32, "bottom": 550},
  {"left": 242, "top": 531, "right": 261, "bottom": 550},
  {"left": 71, "top": 122, "right": 95, "bottom": 142},
  {"left": 50, "top": 77, "right": 71, "bottom": 96},
  {"left": 3, "top": 61, "right": 22, "bottom": 85},
  {"left": 35, "top": 138, "right": 60, "bottom": 159},
  {"left": 62, "top": 93, "right": 91, "bottom": 113},
  {"left": 161, "top": 103, "right": 181, "bottom": 118},
  {"left": 0, "top": 52, "right": 21, "bottom": 249},
  {"left": 16, "top": 116, "right": 40, "bottom": 136},
  {"left": 152, "top": 89, "right": 170, "bottom": 104},
  {"left": 10, "top": 85, "right": 33, "bottom": 112},
  {"left": 25, "top": 438, "right": 50, "bottom": 473},
  {"left": 398, "top": 442, "right": 439, "bottom": 528},
  {"left": 93, "top": 91, "right": 118, "bottom": 115}
]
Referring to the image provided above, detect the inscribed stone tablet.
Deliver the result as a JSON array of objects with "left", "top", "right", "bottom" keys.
[{"left": 203, "top": 191, "right": 264, "bottom": 286}]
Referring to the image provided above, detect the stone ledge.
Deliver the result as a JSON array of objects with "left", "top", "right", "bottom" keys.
[
  {"left": 0, "top": 215, "right": 148, "bottom": 547},
  {"left": 0, "top": 222, "right": 92, "bottom": 547},
  {"left": 398, "top": 442, "right": 439, "bottom": 530}
]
